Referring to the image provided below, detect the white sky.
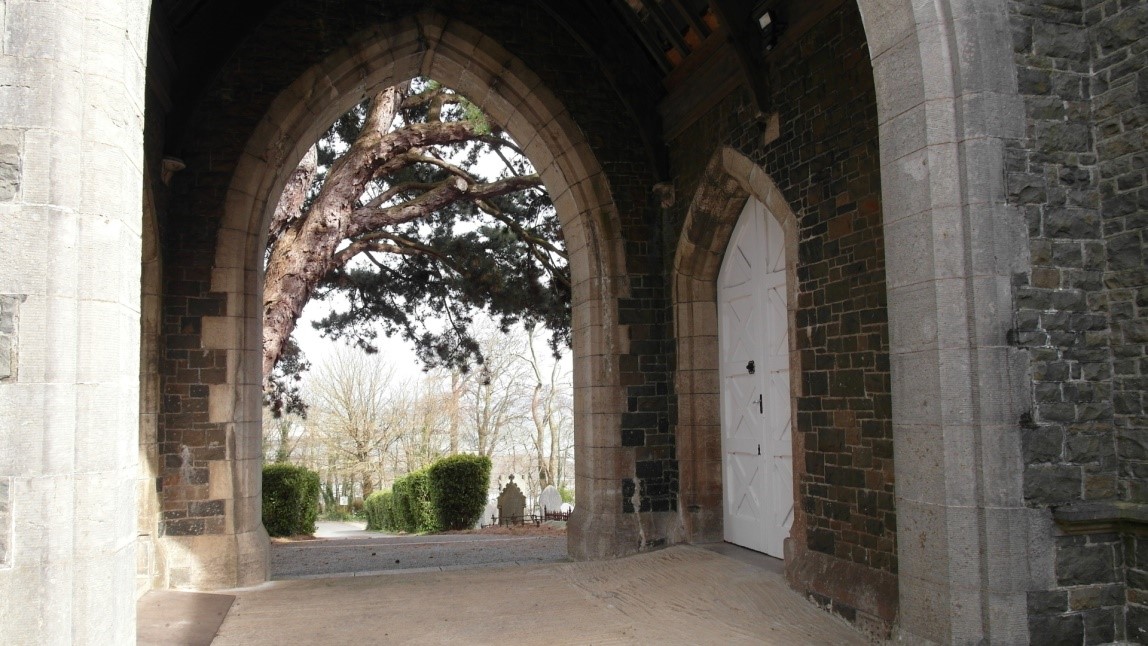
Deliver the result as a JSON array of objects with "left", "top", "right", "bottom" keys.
[{"left": 292, "top": 297, "right": 427, "bottom": 384}]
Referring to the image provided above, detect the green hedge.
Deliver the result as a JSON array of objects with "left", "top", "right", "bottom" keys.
[
  {"left": 364, "top": 491, "right": 393, "bottom": 531},
  {"left": 370, "top": 455, "right": 493, "bottom": 534},
  {"left": 262, "top": 463, "right": 320, "bottom": 537},
  {"left": 428, "top": 454, "right": 492, "bottom": 530},
  {"left": 395, "top": 469, "right": 439, "bottom": 533},
  {"left": 390, "top": 476, "right": 413, "bottom": 531}
]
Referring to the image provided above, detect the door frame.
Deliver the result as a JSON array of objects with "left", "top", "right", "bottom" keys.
[
  {"left": 717, "top": 195, "right": 795, "bottom": 557},
  {"left": 672, "top": 148, "right": 802, "bottom": 554}
]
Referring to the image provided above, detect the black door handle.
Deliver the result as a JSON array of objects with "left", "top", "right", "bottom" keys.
[
  {"left": 746, "top": 360, "right": 755, "bottom": 374},
  {"left": 758, "top": 394, "right": 763, "bottom": 414}
]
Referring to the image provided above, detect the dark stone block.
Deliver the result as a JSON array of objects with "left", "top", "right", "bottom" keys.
[
  {"left": 1029, "top": 590, "right": 1068, "bottom": 615},
  {"left": 1023, "top": 424, "right": 1064, "bottom": 463},
  {"left": 164, "top": 518, "right": 205, "bottom": 536},
  {"left": 1028, "top": 613, "right": 1084, "bottom": 646},
  {"left": 1069, "top": 584, "right": 1125, "bottom": 610},
  {"left": 187, "top": 497, "right": 222, "bottom": 518},
  {"left": 621, "top": 428, "right": 644, "bottom": 447},
  {"left": 635, "top": 460, "right": 662, "bottom": 479},
  {"left": 1056, "top": 543, "right": 1117, "bottom": 585},
  {"left": 1082, "top": 607, "right": 1116, "bottom": 645},
  {"left": 1024, "top": 465, "right": 1082, "bottom": 504},
  {"left": 809, "top": 529, "right": 835, "bottom": 555},
  {"left": 1129, "top": 605, "right": 1148, "bottom": 644}
]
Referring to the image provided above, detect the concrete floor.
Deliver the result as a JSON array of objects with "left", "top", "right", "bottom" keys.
[{"left": 208, "top": 545, "right": 866, "bottom": 645}]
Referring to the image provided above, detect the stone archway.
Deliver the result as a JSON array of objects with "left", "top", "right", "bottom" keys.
[
  {"left": 160, "top": 11, "right": 634, "bottom": 589},
  {"left": 854, "top": 1, "right": 1032, "bottom": 642},
  {"left": 672, "top": 148, "right": 904, "bottom": 626},
  {"left": 673, "top": 147, "right": 799, "bottom": 550}
]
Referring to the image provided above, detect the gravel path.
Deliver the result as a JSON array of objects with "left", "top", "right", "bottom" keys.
[{"left": 271, "top": 523, "right": 569, "bottom": 578}]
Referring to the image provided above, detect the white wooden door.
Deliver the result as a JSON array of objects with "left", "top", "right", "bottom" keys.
[{"left": 718, "top": 198, "right": 793, "bottom": 558}]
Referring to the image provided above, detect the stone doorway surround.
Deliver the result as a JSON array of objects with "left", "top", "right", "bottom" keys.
[
  {"left": 164, "top": 12, "right": 636, "bottom": 590},
  {"left": 670, "top": 0, "right": 1037, "bottom": 638}
]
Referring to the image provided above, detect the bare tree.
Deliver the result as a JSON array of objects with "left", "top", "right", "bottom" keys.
[
  {"left": 307, "top": 347, "right": 404, "bottom": 498},
  {"left": 518, "top": 325, "right": 574, "bottom": 492},
  {"left": 262, "top": 411, "right": 306, "bottom": 463},
  {"left": 393, "top": 380, "right": 450, "bottom": 473},
  {"left": 460, "top": 324, "right": 532, "bottom": 457}
]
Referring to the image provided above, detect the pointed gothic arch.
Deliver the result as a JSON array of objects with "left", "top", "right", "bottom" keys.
[{"left": 161, "top": 11, "right": 635, "bottom": 589}]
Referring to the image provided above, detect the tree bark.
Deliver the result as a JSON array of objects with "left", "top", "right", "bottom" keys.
[{"left": 261, "top": 86, "right": 543, "bottom": 386}]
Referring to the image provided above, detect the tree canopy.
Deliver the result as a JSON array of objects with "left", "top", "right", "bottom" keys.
[{"left": 262, "top": 79, "right": 570, "bottom": 412}]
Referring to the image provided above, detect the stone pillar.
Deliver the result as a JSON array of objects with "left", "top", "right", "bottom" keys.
[
  {"left": 0, "top": 0, "right": 149, "bottom": 642},
  {"left": 860, "top": 0, "right": 1032, "bottom": 642}
]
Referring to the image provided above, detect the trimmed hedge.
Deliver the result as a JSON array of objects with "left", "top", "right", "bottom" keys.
[
  {"left": 397, "top": 469, "right": 439, "bottom": 533},
  {"left": 428, "top": 454, "right": 492, "bottom": 530},
  {"left": 390, "top": 476, "right": 413, "bottom": 531},
  {"left": 262, "top": 463, "right": 320, "bottom": 537},
  {"left": 364, "top": 491, "right": 392, "bottom": 531},
  {"left": 369, "top": 456, "right": 494, "bottom": 534}
]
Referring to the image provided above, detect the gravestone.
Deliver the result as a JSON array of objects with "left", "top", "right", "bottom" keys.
[
  {"left": 497, "top": 475, "right": 526, "bottom": 525},
  {"left": 538, "top": 485, "right": 563, "bottom": 515}
]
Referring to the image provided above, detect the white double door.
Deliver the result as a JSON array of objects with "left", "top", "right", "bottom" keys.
[{"left": 718, "top": 197, "right": 793, "bottom": 558}]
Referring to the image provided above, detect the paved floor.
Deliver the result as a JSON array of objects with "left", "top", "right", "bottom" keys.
[
  {"left": 137, "top": 591, "right": 234, "bottom": 646},
  {"left": 213, "top": 545, "right": 867, "bottom": 645},
  {"left": 273, "top": 522, "right": 569, "bottom": 578}
]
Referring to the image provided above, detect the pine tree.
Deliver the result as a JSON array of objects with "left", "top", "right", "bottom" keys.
[{"left": 262, "top": 79, "right": 569, "bottom": 412}]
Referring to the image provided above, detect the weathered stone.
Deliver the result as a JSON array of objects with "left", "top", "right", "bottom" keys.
[
  {"left": 0, "top": 144, "right": 18, "bottom": 201},
  {"left": 1056, "top": 543, "right": 1117, "bottom": 585},
  {"left": 1028, "top": 612, "right": 1084, "bottom": 646},
  {"left": 1069, "top": 584, "right": 1126, "bottom": 610},
  {"left": 1045, "top": 208, "right": 1100, "bottom": 238},
  {"left": 1025, "top": 465, "right": 1082, "bottom": 503},
  {"left": 1034, "top": 21, "right": 1089, "bottom": 59},
  {"left": 1094, "top": 5, "right": 1148, "bottom": 53}
]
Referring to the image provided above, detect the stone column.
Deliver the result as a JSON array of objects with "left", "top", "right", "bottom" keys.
[{"left": 0, "top": 0, "right": 150, "bottom": 642}]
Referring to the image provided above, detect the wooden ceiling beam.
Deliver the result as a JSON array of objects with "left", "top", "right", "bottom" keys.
[
  {"left": 666, "top": 0, "right": 710, "bottom": 39},
  {"left": 636, "top": 0, "right": 691, "bottom": 58},
  {"left": 707, "top": 0, "right": 771, "bottom": 117}
]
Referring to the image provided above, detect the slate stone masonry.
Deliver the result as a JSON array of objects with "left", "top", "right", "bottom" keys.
[{"left": 1008, "top": 0, "right": 1146, "bottom": 641}]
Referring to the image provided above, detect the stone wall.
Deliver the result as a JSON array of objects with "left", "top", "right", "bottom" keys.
[
  {"left": 1008, "top": 0, "right": 1146, "bottom": 641},
  {"left": 154, "top": 0, "right": 677, "bottom": 572},
  {"left": 666, "top": 5, "right": 895, "bottom": 632},
  {"left": 0, "top": 0, "right": 149, "bottom": 641}
]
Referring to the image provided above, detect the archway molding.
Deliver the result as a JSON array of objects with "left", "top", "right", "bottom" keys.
[
  {"left": 852, "top": 1, "right": 1032, "bottom": 642},
  {"left": 164, "top": 11, "right": 632, "bottom": 588},
  {"left": 672, "top": 146, "right": 800, "bottom": 549}
]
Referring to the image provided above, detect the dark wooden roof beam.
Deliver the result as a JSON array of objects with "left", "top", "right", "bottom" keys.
[
  {"left": 637, "top": 0, "right": 691, "bottom": 58},
  {"left": 666, "top": 0, "right": 710, "bottom": 39}
]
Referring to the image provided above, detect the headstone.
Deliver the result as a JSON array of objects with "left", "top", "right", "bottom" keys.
[
  {"left": 538, "top": 485, "right": 563, "bottom": 515},
  {"left": 497, "top": 475, "right": 526, "bottom": 525}
]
